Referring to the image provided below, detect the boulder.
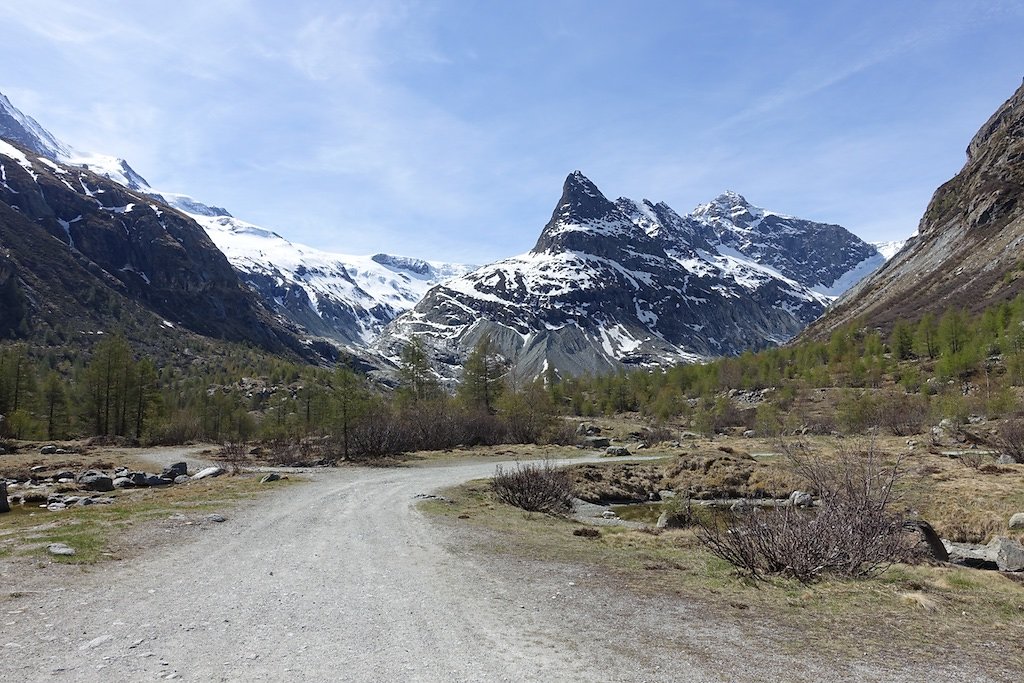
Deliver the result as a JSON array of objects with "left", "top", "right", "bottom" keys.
[
  {"left": 993, "top": 537, "right": 1024, "bottom": 572},
  {"left": 191, "top": 466, "right": 225, "bottom": 480},
  {"left": 604, "top": 446, "right": 631, "bottom": 457},
  {"left": 945, "top": 537, "right": 1024, "bottom": 571},
  {"left": 46, "top": 502, "right": 67, "bottom": 511},
  {"left": 260, "top": 473, "right": 281, "bottom": 484},
  {"left": 205, "top": 514, "right": 227, "bottom": 523},
  {"left": 173, "top": 475, "right": 191, "bottom": 485},
  {"left": 583, "top": 436, "right": 611, "bottom": 449},
  {"left": 162, "top": 462, "right": 188, "bottom": 479},
  {"left": 78, "top": 474, "right": 114, "bottom": 492},
  {"left": 47, "top": 543, "right": 75, "bottom": 556},
  {"left": 601, "top": 510, "right": 617, "bottom": 519},
  {"left": 742, "top": 430, "right": 755, "bottom": 438},
  {"left": 112, "top": 477, "right": 134, "bottom": 489},
  {"left": 998, "top": 454, "right": 1017, "bottom": 465},
  {"left": 53, "top": 471, "right": 74, "bottom": 481},
  {"left": 1009, "top": 513, "right": 1024, "bottom": 530},
  {"left": 789, "top": 491, "right": 813, "bottom": 508},
  {"left": 39, "top": 445, "right": 57, "bottom": 455},
  {"left": 145, "top": 475, "right": 172, "bottom": 487},
  {"left": 128, "top": 472, "right": 149, "bottom": 487}
]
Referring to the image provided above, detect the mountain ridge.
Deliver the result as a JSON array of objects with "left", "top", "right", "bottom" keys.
[{"left": 376, "top": 171, "right": 885, "bottom": 378}]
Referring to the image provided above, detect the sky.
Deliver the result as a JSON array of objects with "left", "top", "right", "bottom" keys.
[{"left": 1, "top": 0, "right": 1023, "bottom": 264}]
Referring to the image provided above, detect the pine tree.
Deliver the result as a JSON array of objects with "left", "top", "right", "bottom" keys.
[
  {"left": 398, "top": 336, "right": 438, "bottom": 402},
  {"left": 457, "top": 336, "right": 505, "bottom": 414}
]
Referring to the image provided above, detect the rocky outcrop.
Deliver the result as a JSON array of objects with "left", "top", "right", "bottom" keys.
[{"left": 808, "top": 79, "right": 1024, "bottom": 337}]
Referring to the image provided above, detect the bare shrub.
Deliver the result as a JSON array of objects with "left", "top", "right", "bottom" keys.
[
  {"left": 877, "top": 391, "right": 929, "bottom": 436},
  {"left": 539, "top": 420, "right": 581, "bottom": 446},
  {"left": 699, "top": 444, "right": 914, "bottom": 583},
  {"left": 218, "top": 441, "right": 250, "bottom": 475},
  {"left": 996, "top": 417, "right": 1024, "bottom": 463},
  {"left": 492, "top": 461, "right": 575, "bottom": 514}
]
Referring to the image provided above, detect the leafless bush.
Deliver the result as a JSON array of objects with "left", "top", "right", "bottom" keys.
[
  {"left": 699, "top": 444, "right": 915, "bottom": 583},
  {"left": 877, "top": 392, "right": 929, "bottom": 437},
  {"left": 641, "top": 425, "right": 676, "bottom": 445},
  {"left": 218, "top": 441, "right": 250, "bottom": 475},
  {"left": 492, "top": 460, "right": 575, "bottom": 514},
  {"left": 996, "top": 417, "right": 1024, "bottom": 463}
]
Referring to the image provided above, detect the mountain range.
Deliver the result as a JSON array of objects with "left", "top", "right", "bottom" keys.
[
  {"left": 376, "top": 172, "right": 890, "bottom": 377},
  {"left": 1, "top": 90, "right": 901, "bottom": 375}
]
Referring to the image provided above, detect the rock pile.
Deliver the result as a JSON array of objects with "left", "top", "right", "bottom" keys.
[{"left": 1, "top": 461, "right": 225, "bottom": 511}]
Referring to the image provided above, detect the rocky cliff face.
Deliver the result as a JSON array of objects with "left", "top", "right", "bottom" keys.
[
  {"left": 808, "top": 80, "right": 1024, "bottom": 337},
  {"left": 0, "top": 138, "right": 306, "bottom": 356},
  {"left": 375, "top": 171, "right": 875, "bottom": 378}
]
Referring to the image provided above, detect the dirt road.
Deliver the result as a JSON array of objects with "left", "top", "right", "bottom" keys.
[{"left": 0, "top": 457, "right": 1006, "bottom": 682}]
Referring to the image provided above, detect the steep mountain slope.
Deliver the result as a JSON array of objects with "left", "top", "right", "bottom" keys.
[
  {"left": 376, "top": 172, "right": 848, "bottom": 378},
  {"left": 808, "top": 80, "right": 1024, "bottom": 337},
  {"left": 0, "top": 92, "right": 470, "bottom": 347},
  {"left": 0, "top": 138, "right": 306, "bottom": 357}
]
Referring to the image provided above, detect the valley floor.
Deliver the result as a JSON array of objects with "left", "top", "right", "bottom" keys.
[{"left": 0, "top": 451, "right": 1014, "bottom": 682}]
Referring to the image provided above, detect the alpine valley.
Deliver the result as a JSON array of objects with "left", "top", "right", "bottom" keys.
[{"left": 0, "top": 91, "right": 899, "bottom": 376}]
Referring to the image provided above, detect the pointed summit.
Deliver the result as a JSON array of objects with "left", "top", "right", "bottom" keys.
[
  {"left": 532, "top": 171, "right": 666, "bottom": 259},
  {"left": 550, "top": 171, "right": 616, "bottom": 224}
]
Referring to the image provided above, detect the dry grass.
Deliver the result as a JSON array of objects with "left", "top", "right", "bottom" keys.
[
  {"left": 419, "top": 445, "right": 1024, "bottom": 671},
  {"left": 0, "top": 445, "right": 162, "bottom": 480}
]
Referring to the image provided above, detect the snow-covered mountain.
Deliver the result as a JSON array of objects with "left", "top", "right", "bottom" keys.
[
  {"left": 0, "top": 92, "right": 470, "bottom": 347},
  {"left": 870, "top": 239, "right": 907, "bottom": 260},
  {"left": 376, "top": 171, "right": 884, "bottom": 378}
]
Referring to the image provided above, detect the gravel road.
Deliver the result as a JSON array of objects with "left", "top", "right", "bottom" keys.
[{"left": 1, "top": 455, "right": 1011, "bottom": 682}]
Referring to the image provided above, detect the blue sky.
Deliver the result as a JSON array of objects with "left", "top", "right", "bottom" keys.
[{"left": 1, "top": 1, "right": 1023, "bottom": 263}]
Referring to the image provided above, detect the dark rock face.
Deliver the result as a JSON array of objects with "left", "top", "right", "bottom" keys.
[
  {"left": 0, "top": 139, "right": 307, "bottom": 356},
  {"left": 377, "top": 171, "right": 851, "bottom": 378},
  {"left": 809, "top": 80, "right": 1024, "bottom": 337}
]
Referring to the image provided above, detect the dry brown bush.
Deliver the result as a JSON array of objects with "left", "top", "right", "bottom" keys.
[
  {"left": 996, "top": 417, "right": 1024, "bottom": 463},
  {"left": 699, "top": 445, "right": 917, "bottom": 583},
  {"left": 492, "top": 461, "right": 575, "bottom": 514}
]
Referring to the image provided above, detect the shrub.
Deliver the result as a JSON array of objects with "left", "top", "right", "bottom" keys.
[
  {"left": 492, "top": 461, "right": 575, "bottom": 514},
  {"left": 699, "top": 445, "right": 915, "bottom": 583},
  {"left": 996, "top": 417, "right": 1024, "bottom": 463}
]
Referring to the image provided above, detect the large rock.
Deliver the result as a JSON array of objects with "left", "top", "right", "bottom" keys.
[
  {"left": 1009, "top": 512, "right": 1024, "bottom": 530},
  {"left": 112, "top": 477, "right": 134, "bottom": 489},
  {"left": 583, "top": 436, "right": 611, "bottom": 449},
  {"left": 78, "top": 473, "right": 114, "bottom": 492},
  {"left": 945, "top": 536, "right": 1024, "bottom": 571},
  {"left": 604, "top": 446, "right": 631, "bottom": 457},
  {"left": 191, "top": 466, "right": 225, "bottom": 480},
  {"left": 993, "top": 537, "right": 1024, "bottom": 572},
  {"left": 789, "top": 490, "right": 813, "bottom": 507},
  {"left": 145, "top": 475, "right": 172, "bottom": 487},
  {"left": 39, "top": 444, "right": 57, "bottom": 455},
  {"left": 47, "top": 543, "right": 75, "bottom": 556},
  {"left": 162, "top": 462, "right": 188, "bottom": 479}
]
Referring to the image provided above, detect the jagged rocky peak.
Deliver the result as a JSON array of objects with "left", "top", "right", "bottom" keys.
[
  {"left": 531, "top": 171, "right": 662, "bottom": 257},
  {"left": 693, "top": 190, "right": 761, "bottom": 225}
]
